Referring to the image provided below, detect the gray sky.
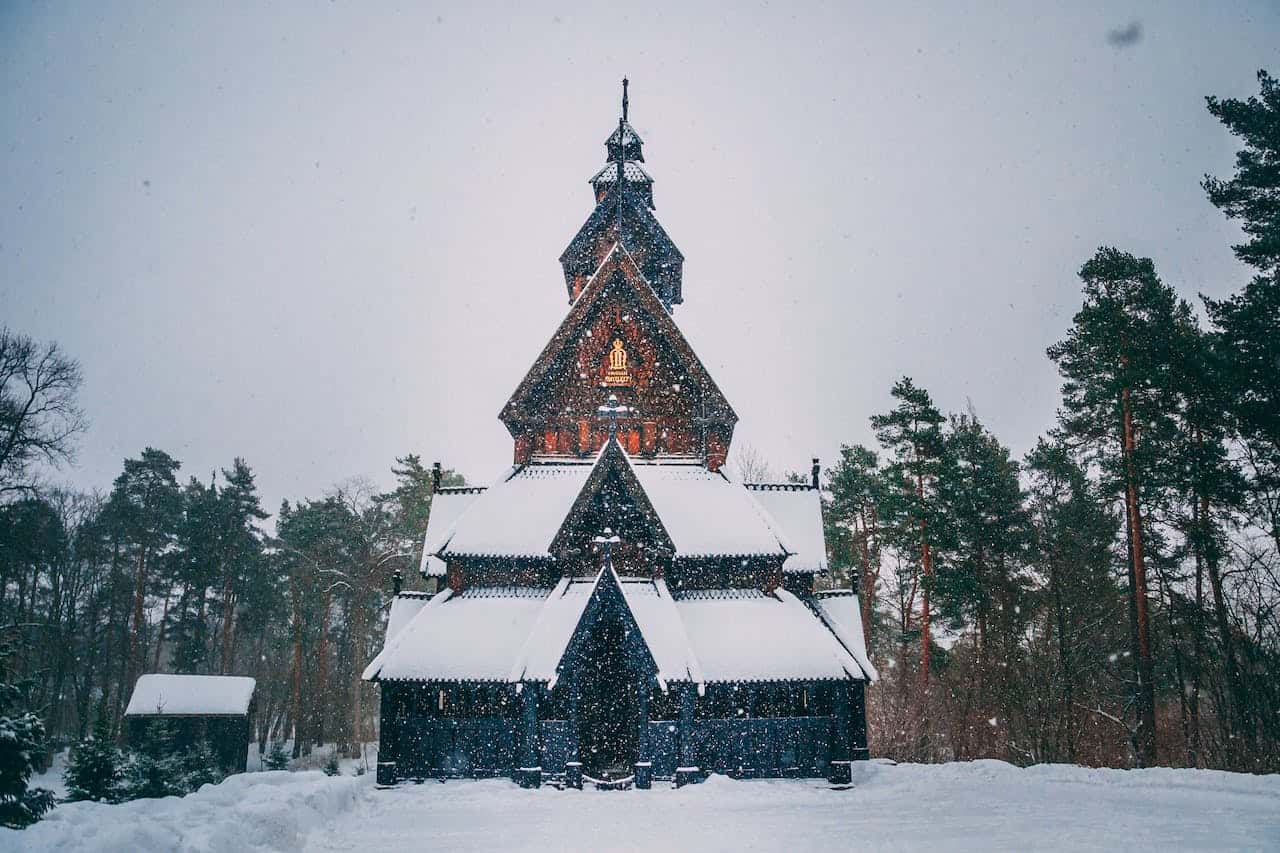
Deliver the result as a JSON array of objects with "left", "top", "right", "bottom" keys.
[{"left": 3, "top": 2, "right": 1278, "bottom": 514}]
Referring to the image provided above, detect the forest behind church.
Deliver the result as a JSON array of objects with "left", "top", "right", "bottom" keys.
[{"left": 1, "top": 70, "right": 1278, "bottom": 777}]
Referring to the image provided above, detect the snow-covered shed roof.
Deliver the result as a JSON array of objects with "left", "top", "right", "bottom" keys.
[
  {"left": 421, "top": 487, "right": 487, "bottom": 576},
  {"left": 745, "top": 485, "right": 827, "bottom": 573},
  {"left": 675, "top": 589, "right": 865, "bottom": 683},
  {"left": 814, "top": 590, "right": 879, "bottom": 681},
  {"left": 125, "top": 674, "right": 256, "bottom": 717}
]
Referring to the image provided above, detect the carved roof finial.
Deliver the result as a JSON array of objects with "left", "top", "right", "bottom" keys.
[
  {"left": 622, "top": 77, "right": 629, "bottom": 122},
  {"left": 597, "top": 393, "right": 632, "bottom": 439}
]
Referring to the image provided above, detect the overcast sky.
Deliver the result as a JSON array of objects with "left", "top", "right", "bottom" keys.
[{"left": 2, "top": 2, "right": 1278, "bottom": 515}]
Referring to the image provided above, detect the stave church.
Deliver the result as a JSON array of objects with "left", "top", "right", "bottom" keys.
[{"left": 363, "top": 82, "right": 875, "bottom": 788}]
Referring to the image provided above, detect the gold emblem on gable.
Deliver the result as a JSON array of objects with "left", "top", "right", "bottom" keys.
[{"left": 604, "top": 338, "right": 632, "bottom": 386}]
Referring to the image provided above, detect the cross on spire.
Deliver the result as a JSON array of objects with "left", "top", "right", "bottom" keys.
[{"left": 596, "top": 393, "right": 632, "bottom": 439}]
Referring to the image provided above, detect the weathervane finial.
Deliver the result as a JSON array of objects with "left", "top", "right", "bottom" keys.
[{"left": 622, "top": 77, "right": 629, "bottom": 122}]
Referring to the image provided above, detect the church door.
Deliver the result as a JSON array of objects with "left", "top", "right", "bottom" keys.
[{"left": 575, "top": 611, "right": 640, "bottom": 780}]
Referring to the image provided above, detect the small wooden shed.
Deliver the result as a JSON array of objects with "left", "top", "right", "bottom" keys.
[{"left": 124, "top": 674, "right": 257, "bottom": 774}]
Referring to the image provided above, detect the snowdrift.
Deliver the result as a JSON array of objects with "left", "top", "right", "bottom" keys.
[
  {"left": 5, "top": 759, "right": 1279, "bottom": 852},
  {"left": 0, "top": 771, "right": 363, "bottom": 853}
]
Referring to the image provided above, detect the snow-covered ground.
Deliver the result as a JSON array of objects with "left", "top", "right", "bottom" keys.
[{"left": 5, "top": 760, "right": 1278, "bottom": 852}]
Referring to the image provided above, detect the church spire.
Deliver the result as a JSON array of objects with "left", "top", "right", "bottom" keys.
[
  {"left": 606, "top": 77, "right": 644, "bottom": 164},
  {"left": 565, "top": 79, "right": 683, "bottom": 308}
]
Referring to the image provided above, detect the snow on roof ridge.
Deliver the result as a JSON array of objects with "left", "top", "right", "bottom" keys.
[
  {"left": 591, "top": 161, "right": 652, "bottom": 184},
  {"left": 675, "top": 588, "right": 769, "bottom": 601},
  {"left": 737, "top": 482, "right": 797, "bottom": 558},
  {"left": 575, "top": 241, "right": 656, "bottom": 305},
  {"left": 458, "top": 586, "right": 551, "bottom": 598}
]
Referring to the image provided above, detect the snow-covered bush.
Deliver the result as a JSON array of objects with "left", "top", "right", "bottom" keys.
[
  {"left": 63, "top": 707, "right": 124, "bottom": 803},
  {"left": 180, "top": 741, "right": 224, "bottom": 792},
  {"left": 121, "top": 721, "right": 188, "bottom": 800},
  {"left": 0, "top": 642, "right": 54, "bottom": 827}
]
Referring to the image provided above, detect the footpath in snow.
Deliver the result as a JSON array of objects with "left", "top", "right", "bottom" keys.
[{"left": 4, "top": 760, "right": 1278, "bottom": 852}]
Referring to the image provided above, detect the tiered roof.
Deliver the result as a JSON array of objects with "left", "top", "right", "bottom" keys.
[
  {"left": 418, "top": 436, "right": 824, "bottom": 570},
  {"left": 365, "top": 571, "right": 875, "bottom": 687}
]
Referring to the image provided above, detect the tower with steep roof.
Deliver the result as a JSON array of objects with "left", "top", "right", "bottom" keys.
[{"left": 366, "top": 82, "right": 873, "bottom": 789}]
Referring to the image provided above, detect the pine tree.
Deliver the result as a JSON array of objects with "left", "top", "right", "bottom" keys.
[
  {"left": 1047, "top": 247, "right": 1184, "bottom": 767},
  {"left": 64, "top": 704, "right": 124, "bottom": 803},
  {"left": 871, "top": 378, "right": 946, "bottom": 689},
  {"left": 826, "top": 444, "right": 884, "bottom": 649},
  {"left": 0, "top": 642, "right": 54, "bottom": 827},
  {"left": 1025, "top": 438, "right": 1124, "bottom": 763},
  {"left": 1203, "top": 70, "right": 1280, "bottom": 274},
  {"left": 323, "top": 750, "right": 341, "bottom": 776},
  {"left": 180, "top": 741, "right": 224, "bottom": 792},
  {"left": 1202, "top": 69, "right": 1280, "bottom": 767},
  {"left": 932, "top": 414, "right": 1031, "bottom": 707},
  {"left": 106, "top": 449, "right": 183, "bottom": 692},
  {"left": 121, "top": 720, "right": 186, "bottom": 800}
]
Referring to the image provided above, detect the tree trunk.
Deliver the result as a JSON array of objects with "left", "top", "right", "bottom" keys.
[
  {"left": 291, "top": 577, "right": 303, "bottom": 759},
  {"left": 1188, "top": 492, "right": 1206, "bottom": 767},
  {"left": 220, "top": 569, "right": 235, "bottom": 674},
  {"left": 1206, "top": 544, "right": 1249, "bottom": 766},
  {"left": 315, "top": 590, "right": 331, "bottom": 747},
  {"left": 152, "top": 583, "right": 173, "bottom": 672},
  {"left": 916, "top": 470, "right": 932, "bottom": 689},
  {"left": 1121, "top": 386, "right": 1158, "bottom": 767},
  {"left": 127, "top": 547, "right": 149, "bottom": 689}
]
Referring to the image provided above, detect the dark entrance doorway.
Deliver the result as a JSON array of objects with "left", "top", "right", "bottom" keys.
[{"left": 575, "top": 611, "right": 639, "bottom": 779}]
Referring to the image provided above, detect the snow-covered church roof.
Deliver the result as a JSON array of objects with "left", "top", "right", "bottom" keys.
[
  {"left": 420, "top": 487, "right": 487, "bottom": 577},
  {"left": 365, "top": 575, "right": 874, "bottom": 686},
  {"left": 125, "top": 674, "right": 256, "bottom": 717},
  {"left": 419, "top": 445, "right": 823, "bottom": 567},
  {"left": 814, "top": 590, "right": 879, "bottom": 681},
  {"left": 745, "top": 485, "right": 828, "bottom": 574}
]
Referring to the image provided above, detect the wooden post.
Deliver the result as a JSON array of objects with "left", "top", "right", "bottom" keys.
[
  {"left": 515, "top": 685, "right": 541, "bottom": 788},
  {"left": 829, "top": 681, "right": 853, "bottom": 784},
  {"left": 635, "top": 678, "right": 651, "bottom": 787},
  {"left": 566, "top": 671, "right": 580, "bottom": 767},
  {"left": 676, "top": 685, "right": 700, "bottom": 787},
  {"left": 376, "top": 683, "right": 398, "bottom": 784},
  {"left": 850, "top": 681, "right": 869, "bottom": 761}
]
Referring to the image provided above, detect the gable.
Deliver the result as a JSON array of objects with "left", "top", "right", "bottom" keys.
[
  {"left": 501, "top": 245, "right": 736, "bottom": 460},
  {"left": 549, "top": 437, "right": 674, "bottom": 562},
  {"left": 550, "top": 564, "right": 662, "bottom": 689}
]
